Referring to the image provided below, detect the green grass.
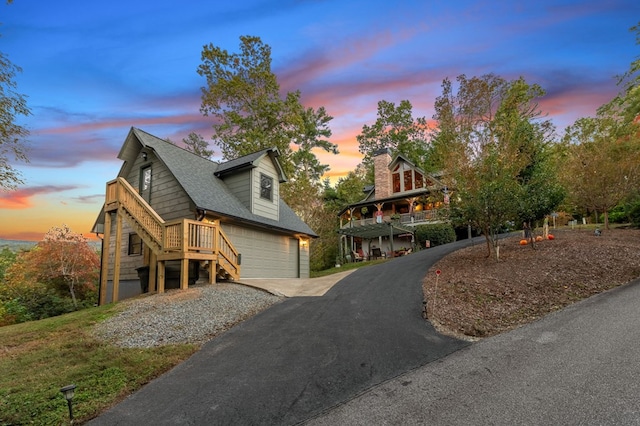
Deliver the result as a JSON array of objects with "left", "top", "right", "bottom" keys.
[
  {"left": 0, "top": 264, "right": 371, "bottom": 425},
  {"left": 0, "top": 304, "right": 198, "bottom": 425}
]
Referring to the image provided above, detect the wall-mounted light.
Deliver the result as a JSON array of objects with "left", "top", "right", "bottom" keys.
[
  {"left": 60, "top": 384, "right": 77, "bottom": 424},
  {"left": 141, "top": 151, "right": 148, "bottom": 161},
  {"left": 300, "top": 239, "right": 308, "bottom": 248}
]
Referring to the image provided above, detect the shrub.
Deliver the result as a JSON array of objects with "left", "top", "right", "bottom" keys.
[{"left": 414, "top": 223, "right": 457, "bottom": 247}]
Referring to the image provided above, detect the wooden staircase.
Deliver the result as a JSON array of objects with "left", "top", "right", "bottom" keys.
[{"left": 99, "top": 177, "right": 240, "bottom": 303}]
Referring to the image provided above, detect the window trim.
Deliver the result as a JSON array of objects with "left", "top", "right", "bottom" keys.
[
  {"left": 260, "top": 173, "right": 273, "bottom": 201},
  {"left": 128, "top": 233, "right": 143, "bottom": 256}
]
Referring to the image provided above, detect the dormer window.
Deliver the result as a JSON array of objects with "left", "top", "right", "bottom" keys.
[
  {"left": 391, "top": 161, "right": 426, "bottom": 193},
  {"left": 260, "top": 173, "right": 273, "bottom": 201}
]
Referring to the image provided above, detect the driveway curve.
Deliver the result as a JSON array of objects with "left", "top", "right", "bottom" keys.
[{"left": 89, "top": 238, "right": 480, "bottom": 425}]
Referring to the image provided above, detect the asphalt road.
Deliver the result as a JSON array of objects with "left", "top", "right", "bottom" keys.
[
  {"left": 89, "top": 238, "right": 479, "bottom": 425},
  {"left": 307, "top": 277, "right": 640, "bottom": 425}
]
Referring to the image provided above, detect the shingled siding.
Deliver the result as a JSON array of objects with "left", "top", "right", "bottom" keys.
[
  {"left": 252, "top": 159, "right": 279, "bottom": 221},
  {"left": 221, "top": 223, "right": 299, "bottom": 279}
]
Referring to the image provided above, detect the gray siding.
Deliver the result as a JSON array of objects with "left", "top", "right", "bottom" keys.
[
  {"left": 251, "top": 159, "right": 279, "bottom": 221},
  {"left": 222, "top": 223, "right": 300, "bottom": 279},
  {"left": 107, "top": 151, "right": 193, "bottom": 283},
  {"left": 222, "top": 169, "right": 251, "bottom": 210}
]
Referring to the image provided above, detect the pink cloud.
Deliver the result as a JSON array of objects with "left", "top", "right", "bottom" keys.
[{"left": 0, "top": 185, "right": 78, "bottom": 209}]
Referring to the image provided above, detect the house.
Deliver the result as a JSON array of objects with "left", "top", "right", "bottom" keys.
[
  {"left": 337, "top": 148, "right": 448, "bottom": 260},
  {"left": 92, "top": 127, "right": 317, "bottom": 304}
]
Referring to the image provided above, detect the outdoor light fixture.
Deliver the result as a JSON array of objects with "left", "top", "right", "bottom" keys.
[
  {"left": 141, "top": 151, "right": 148, "bottom": 161},
  {"left": 300, "top": 239, "right": 308, "bottom": 247},
  {"left": 60, "top": 384, "right": 77, "bottom": 424}
]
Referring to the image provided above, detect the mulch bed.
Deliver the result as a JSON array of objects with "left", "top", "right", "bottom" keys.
[{"left": 423, "top": 227, "right": 640, "bottom": 339}]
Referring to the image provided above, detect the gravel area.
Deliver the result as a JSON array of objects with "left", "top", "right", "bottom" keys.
[{"left": 93, "top": 283, "right": 283, "bottom": 348}]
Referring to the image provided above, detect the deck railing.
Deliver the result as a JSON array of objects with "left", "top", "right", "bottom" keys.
[
  {"left": 105, "top": 177, "right": 239, "bottom": 278},
  {"left": 340, "top": 209, "right": 445, "bottom": 229}
]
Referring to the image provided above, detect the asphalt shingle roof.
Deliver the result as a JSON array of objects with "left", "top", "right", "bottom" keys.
[{"left": 130, "top": 128, "right": 317, "bottom": 237}]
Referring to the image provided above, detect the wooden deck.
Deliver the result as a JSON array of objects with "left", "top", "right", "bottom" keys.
[{"left": 100, "top": 178, "right": 240, "bottom": 304}]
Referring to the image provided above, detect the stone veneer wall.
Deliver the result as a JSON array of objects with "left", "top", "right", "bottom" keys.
[{"left": 373, "top": 148, "right": 392, "bottom": 200}]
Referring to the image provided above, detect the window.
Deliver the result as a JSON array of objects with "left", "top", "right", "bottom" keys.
[
  {"left": 415, "top": 172, "right": 424, "bottom": 188},
  {"left": 260, "top": 173, "right": 273, "bottom": 201},
  {"left": 392, "top": 173, "right": 401, "bottom": 193},
  {"left": 128, "top": 233, "right": 143, "bottom": 256},
  {"left": 140, "top": 165, "right": 151, "bottom": 203},
  {"left": 404, "top": 170, "right": 413, "bottom": 191}
]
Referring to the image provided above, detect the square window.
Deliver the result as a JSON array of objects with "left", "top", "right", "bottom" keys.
[
  {"left": 260, "top": 173, "right": 273, "bottom": 201},
  {"left": 128, "top": 233, "right": 143, "bottom": 256}
]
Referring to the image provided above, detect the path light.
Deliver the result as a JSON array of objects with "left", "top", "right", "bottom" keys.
[{"left": 60, "top": 384, "right": 76, "bottom": 424}]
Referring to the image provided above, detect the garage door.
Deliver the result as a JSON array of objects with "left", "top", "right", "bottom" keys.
[{"left": 222, "top": 224, "right": 299, "bottom": 279}]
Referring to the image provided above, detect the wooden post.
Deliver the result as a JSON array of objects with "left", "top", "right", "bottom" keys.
[
  {"left": 149, "top": 251, "right": 157, "bottom": 293},
  {"left": 180, "top": 258, "right": 189, "bottom": 290},
  {"left": 113, "top": 211, "right": 123, "bottom": 302},
  {"left": 157, "top": 260, "right": 165, "bottom": 294},
  {"left": 99, "top": 211, "right": 112, "bottom": 305}
]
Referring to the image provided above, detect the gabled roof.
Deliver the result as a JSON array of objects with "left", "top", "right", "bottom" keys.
[
  {"left": 215, "top": 148, "right": 287, "bottom": 183},
  {"left": 119, "top": 127, "right": 316, "bottom": 237},
  {"left": 387, "top": 153, "right": 429, "bottom": 177}
]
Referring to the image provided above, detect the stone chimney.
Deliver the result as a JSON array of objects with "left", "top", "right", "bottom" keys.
[{"left": 373, "top": 148, "right": 392, "bottom": 200}]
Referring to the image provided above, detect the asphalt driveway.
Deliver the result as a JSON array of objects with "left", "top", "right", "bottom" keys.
[{"left": 89, "top": 238, "right": 479, "bottom": 425}]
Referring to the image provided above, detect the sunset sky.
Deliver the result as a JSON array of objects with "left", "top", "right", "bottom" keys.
[{"left": 0, "top": 0, "right": 638, "bottom": 241}]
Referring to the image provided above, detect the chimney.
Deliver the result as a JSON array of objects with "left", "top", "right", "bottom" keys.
[{"left": 373, "top": 148, "right": 392, "bottom": 200}]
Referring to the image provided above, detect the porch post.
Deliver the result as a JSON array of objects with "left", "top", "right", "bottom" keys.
[
  {"left": 157, "top": 261, "right": 165, "bottom": 293},
  {"left": 99, "top": 211, "right": 111, "bottom": 305},
  {"left": 180, "top": 258, "right": 189, "bottom": 290},
  {"left": 148, "top": 252, "right": 157, "bottom": 293},
  {"left": 112, "top": 212, "right": 123, "bottom": 302}
]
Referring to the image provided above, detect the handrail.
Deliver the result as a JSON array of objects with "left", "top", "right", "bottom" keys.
[
  {"left": 107, "top": 178, "right": 164, "bottom": 243},
  {"left": 105, "top": 178, "right": 240, "bottom": 280}
]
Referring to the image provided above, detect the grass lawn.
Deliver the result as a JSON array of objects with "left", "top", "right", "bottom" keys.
[
  {"left": 1, "top": 261, "right": 379, "bottom": 425},
  {"left": 0, "top": 303, "right": 198, "bottom": 425}
]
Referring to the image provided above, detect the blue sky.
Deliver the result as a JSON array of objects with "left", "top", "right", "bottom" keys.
[{"left": 0, "top": 0, "right": 638, "bottom": 240}]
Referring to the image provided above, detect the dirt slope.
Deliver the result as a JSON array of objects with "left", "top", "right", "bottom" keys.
[{"left": 423, "top": 227, "right": 640, "bottom": 339}]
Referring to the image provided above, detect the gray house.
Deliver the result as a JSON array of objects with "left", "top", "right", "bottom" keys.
[{"left": 93, "top": 127, "right": 316, "bottom": 304}]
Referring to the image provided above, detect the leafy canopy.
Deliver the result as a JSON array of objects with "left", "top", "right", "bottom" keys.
[
  {"left": 197, "top": 35, "right": 337, "bottom": 180},
  {"left": 0, "top": 39, "right": 31, "bottom": 190}
]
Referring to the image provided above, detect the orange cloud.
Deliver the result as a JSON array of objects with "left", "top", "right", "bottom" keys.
[{"left": 0, "top": 185, "right": 78, "bottom": 210}]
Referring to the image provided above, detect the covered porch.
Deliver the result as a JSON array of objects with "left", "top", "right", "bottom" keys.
[{"left": 337, "top": 221, "right": 417, "bottom": 263}]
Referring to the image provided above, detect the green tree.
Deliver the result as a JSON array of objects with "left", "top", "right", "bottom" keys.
[
  {"left": 0, "top": 45, "right": 31, "bottom": 190},
  {"left": 433, "top": 74, "right": 560, "bottom": 258},
  {"left": 357, "top": 100, "right": 429, "bottom": 175},
  {"left": 197, "top": 35, "right": 337, "bottom": 178},
  {"left": 561, "top": 116, "right": 640, "bottom": 229},
  {"left": 0, "top": 247, "right": 16, "bottom": 281},
  {"left": 561, "top": 24, "right": 640, "bottom": 230},
  {"left": 182, "top": 132, "right": 214, "bottom": 159},
  {"left": 290, "top": 105, "right": 336, "bottom": 181}
]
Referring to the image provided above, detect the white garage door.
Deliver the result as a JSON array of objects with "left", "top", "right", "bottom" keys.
[{"left": 222, "top": 224, "right": 299, "bottom": 279}]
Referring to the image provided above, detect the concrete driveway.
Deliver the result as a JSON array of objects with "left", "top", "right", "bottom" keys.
[
  {"left": 237, "top": 269, "right": 356, "bottom": 297},
  {"left": 89, "top": 238, "right": 479, "bottom": 425}
]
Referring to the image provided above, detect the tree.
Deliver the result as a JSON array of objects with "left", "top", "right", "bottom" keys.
[
  {"left": 1, "top": 46, "right": 31, "bottom": 190},
  {"left": 561, "top": 116, "right": 640, "bottom": 229},
  {"left": 432, "top": 74, "right": 561, "bottom": 258},
  {"left": 197, "top": 35, "right": 337, "bottom": 178},
  {"left": 357, "top": 100, "right": 429, "bottom": 175},
  {"left": 182, "top": 132, "right": 214, "bottom": 159},
  {"left": 561, "top": 23, "right": 640, "bottom": 230},
  {"left": 31, "top": 225, "right": 99, "bottom": 308},
  {"left": 290, "top": 105, "right": 336, "bottom": 181}
]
